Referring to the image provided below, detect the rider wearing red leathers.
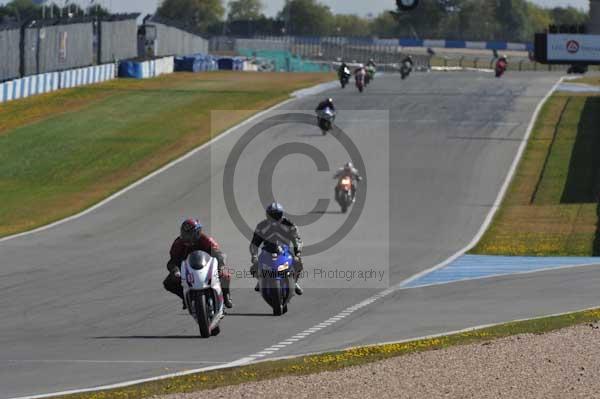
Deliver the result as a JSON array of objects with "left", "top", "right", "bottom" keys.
[{"left": 163, "top": 219, "right": 233, "bottom": 309}]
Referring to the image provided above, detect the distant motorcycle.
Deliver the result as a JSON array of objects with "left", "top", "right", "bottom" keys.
[
  {"left": 495, "top": 58, "right": 507, "bottom": 78},
  {"left": 340, "top": 67, "right": 351, "bottom": 88},
  {"left": 336, "top": 176, "right": 355, "bottom": 213},
  {"left": 257, "top": 244, "right": 297, "bottom": 316},
  {"left": 400, "top": 60, "right": 413, "bottom": 80},
  {"left": 355, "top": 73, "right": 365, "bottom": 93},
  {"left": 317, "top": 107, "right": 336, "bottom": 135},
  {"left": 365, "top": 65, "right": 376, "bottom": 85},
  {"left": 180, "top": 251, "right": 225, "bottom": 338}
]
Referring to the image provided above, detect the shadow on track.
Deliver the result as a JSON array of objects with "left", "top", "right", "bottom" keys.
[
  {"left": 92, "top": 336, "right": 200, "bottom": 339},
  {"left": 224, "top": 312, "right": 273, "bottom": 317}
]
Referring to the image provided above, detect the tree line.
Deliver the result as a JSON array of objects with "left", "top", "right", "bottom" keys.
[
  {"left": 0, "top": 0, "right": 590, "bottom": 43},
  {"left": 157, "top": 0, "right": 588, "bottom": 42}
]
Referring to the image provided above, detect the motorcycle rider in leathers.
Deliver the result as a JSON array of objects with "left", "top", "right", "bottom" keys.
[
  {"left": 249, "top": 203, "right": 304, "bottom": 296},
  {"left": 163, "top": 219, "right": 233, "bottom": 309},
  {"left": 338, "top": 62, "right": 349, "bottom": 80},
  {"left": 334, "top": 162, "right": 363, "bottom": 202}
]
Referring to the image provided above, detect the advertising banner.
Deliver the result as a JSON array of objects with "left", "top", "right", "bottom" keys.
[{"left": 547, "top": 34, "right": 600, "bottom": 62}]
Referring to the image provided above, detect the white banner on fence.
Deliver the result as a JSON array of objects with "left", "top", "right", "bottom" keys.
[{"left": 547, "top": 34, "right": 600, "bottom": 62}]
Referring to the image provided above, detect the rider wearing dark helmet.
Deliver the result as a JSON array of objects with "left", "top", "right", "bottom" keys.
[
  {"left": 249, "top": 203, "right": 304, "bottom": 295},
  {"left": 163, "top": 218, "right": 233, "bottom": 309},
  {"left": 316, "top": 97, "right": 335, "bottom": 113},
  {"left": 338, "top": 62, "right": 349, "bottom": 78}
]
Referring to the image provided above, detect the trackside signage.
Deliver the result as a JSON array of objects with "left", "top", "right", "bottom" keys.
[{"left": 547, "top": 34, "right": 600, "bottom": 62}]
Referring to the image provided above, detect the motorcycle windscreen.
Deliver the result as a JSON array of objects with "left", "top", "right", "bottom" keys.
[{"left": 187, "top": 250, "right": 213, "bottom": 270}]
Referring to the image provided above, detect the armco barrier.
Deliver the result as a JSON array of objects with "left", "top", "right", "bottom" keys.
[
  {"left": 0, "top": 63, "right": 115, "bottom": 104},
  {"left": 397, "top": 38, "right": 533, "bottom": 51},
  {"left": 250, "top": 36, "right": 533, "bottom": 52},
  {"left": 119, "top": 56, "right": 174, "bottom": 79}
]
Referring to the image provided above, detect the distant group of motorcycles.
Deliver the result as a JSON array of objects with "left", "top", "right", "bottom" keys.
[{"left": 336, "top": 56, "right": 415, "bottom": 94}]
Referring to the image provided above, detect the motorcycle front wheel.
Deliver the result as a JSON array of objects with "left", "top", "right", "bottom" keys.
[
  {"left": 193, "top": 291, "right": 211, "bottom": 338},
  {"left": 272, "top": 280, "right": 283, "bottom": 316}
]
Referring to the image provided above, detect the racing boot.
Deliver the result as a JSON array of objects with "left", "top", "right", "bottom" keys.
[{"left": 223, "top": 287, "right": 233, "bottom": 309}]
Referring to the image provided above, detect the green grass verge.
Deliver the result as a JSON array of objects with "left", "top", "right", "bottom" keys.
[
  {"left": 572, "top": 77, "right": 600, "bottom": 86},
  {"left": 0, "top": 72, "right": 333, "bottom": 237},
  {"left": 471, "top": 92, "right": 600, "bottom": 256},
  {"left": 46, "top": 307, "right": 600, "bottom": 399}
]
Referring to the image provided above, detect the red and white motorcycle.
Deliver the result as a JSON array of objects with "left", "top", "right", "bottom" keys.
[
  {"left": 495, "top": 58, "right": 508, "bottom": 78},
  {"left": 355, "top": 68, "right": 366, "bottom": 93},
  {"left": 180, "top": 251, "right": 225, "bottom": 338},
  {"left": 336, "top": 176, "right": 355, "bottom": 213}
]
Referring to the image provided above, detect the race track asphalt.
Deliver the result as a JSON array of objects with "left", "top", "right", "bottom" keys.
[{"left": 3, "top": 71, "right": 592, "bottom": 399}]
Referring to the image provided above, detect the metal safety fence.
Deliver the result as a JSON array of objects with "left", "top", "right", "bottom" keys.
[{"left": 0, "top": 14, "right": 139, "bottom": 82}]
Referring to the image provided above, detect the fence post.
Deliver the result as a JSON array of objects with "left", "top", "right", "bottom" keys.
[
  {"left": 519, "top": 60, "right": 524, "bottom": 71},
  {"left": 459, "top": 56, "right": 464, "bottom": 67},
  {"left": 474, "top": 57, "right": 478, "bottom": 69}
]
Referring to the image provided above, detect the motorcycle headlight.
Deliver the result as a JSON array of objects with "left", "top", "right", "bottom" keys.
[{"left": 277, "top": 263, "right": 289, "bottom": 272}]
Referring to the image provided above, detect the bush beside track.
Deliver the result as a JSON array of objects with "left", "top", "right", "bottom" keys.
[
  {"left": 472, "top": 87, "right": 600, "bottom": 256},
  {"left": 0, "top": 72, "right": 334, "bottom": 238},
  {"left": 44, "top": 308, "right": 600, "bottom": 399}
]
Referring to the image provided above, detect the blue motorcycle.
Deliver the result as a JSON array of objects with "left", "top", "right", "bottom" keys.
[{"left": 258, "top": 245, "right": 296, "bottom": 316}]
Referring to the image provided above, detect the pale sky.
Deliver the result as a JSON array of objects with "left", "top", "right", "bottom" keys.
[{"left": 1, "top": 0, "right": 591, "bottom": 18}]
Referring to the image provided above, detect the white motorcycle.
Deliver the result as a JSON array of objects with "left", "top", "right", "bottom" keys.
[{"left": 180, "top": 251, "right": 225, "bottom": 338}]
